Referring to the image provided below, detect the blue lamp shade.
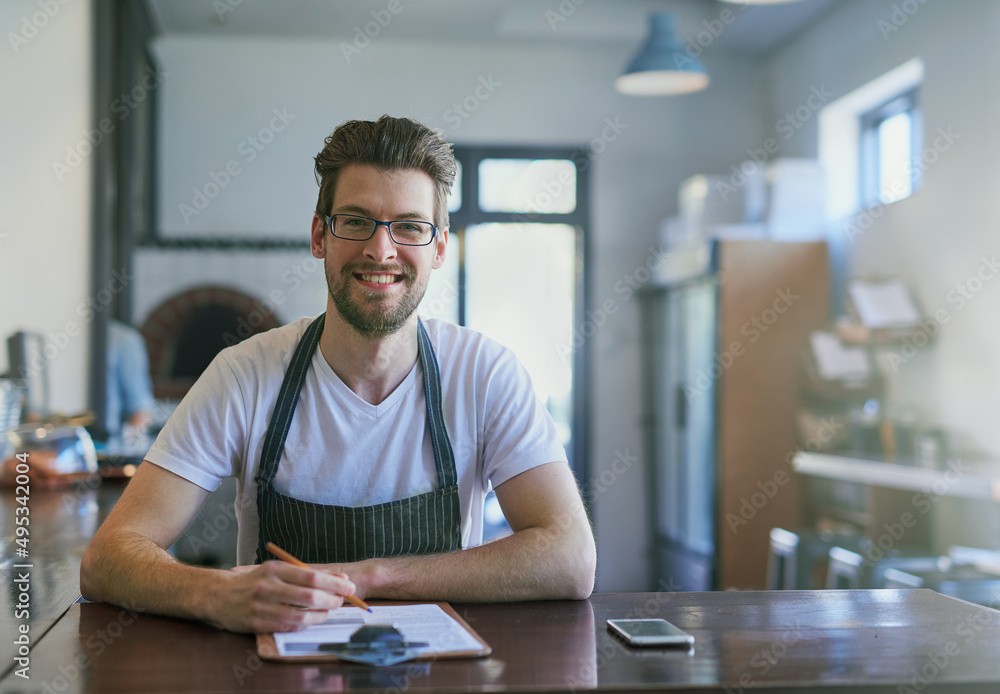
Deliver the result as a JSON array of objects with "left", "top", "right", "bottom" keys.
[{"left": 616, "top": 12, "right": 709, "bottom": 96}]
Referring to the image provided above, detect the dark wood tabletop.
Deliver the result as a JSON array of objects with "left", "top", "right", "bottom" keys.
[
  {"left": 3, "top": 589, "right": 1000, "bottom": 693},
  {"left": 5, "top": 481, "right": 1000, "bottom": 693},
  {"left": 0, "top": 476, "right": 126, "bottom": 684}
]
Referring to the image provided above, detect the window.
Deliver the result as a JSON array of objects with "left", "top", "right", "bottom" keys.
[
  {"left": 417, "top": 146, "right": 591, "bottom": 539},
  {"left": 420, "top": 146, "right": 588, "bottom": 476},
  {"left": 818, "top": 57, "right": 924, "bottom": 219},
  {"left": 860, "top": 89, "right": 922, "bottom": 208}
]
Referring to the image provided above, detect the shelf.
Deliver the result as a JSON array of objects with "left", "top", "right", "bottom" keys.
[{"left": 793, "top": 451, "right": 1000, "bottom": 501}]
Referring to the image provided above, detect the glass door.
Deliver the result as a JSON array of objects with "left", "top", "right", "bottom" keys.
[{"left": 417, "top": 146, "right": 591, "bottom": 537}]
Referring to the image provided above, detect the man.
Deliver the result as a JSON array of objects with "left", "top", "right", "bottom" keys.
[{"left": 81, "top": 115, "right": 596, "bottom": 634}]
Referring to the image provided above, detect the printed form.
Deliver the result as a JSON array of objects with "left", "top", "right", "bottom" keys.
[{"left": 273, "top": 603, "right": 483, "bottom": 657}]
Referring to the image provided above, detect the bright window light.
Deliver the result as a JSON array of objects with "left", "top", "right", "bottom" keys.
[{"left": 877, "top": 110, "right": 914, "bottom": 203}]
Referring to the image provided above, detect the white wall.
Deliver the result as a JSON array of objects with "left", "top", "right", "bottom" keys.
[
  {"left": 151, "top": 27, "right": 772, "bottom": 590},
  {"left": 0, "top": 0, "right": 92, "bottom": 414},
  {"left": 768, "top": 0, "right": 1000, "bottom": 549}
]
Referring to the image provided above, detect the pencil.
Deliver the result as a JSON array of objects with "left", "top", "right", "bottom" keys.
[{"left": 265, "top": 541, "right": 372, "bottom": 612}]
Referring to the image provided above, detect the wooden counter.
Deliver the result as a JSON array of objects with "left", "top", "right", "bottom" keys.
[
  {"left": 0, "top": 476, "right": 127, "bottom": 681},
  {"left": 6, "top": 590, "right": 1000, "bottom": 693}
]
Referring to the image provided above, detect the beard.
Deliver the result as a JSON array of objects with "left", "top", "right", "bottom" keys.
[{"left": 326, "top": 258, "right": 427, "bottom": 338}]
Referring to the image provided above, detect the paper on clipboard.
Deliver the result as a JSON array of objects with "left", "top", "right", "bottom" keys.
[{"left": 260, "top": 602, "right": 490, "bottom": 662}]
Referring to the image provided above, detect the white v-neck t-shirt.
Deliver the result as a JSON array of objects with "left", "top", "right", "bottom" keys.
[{"left": 146, "top": 316, "right": 568, "bottom": 565}]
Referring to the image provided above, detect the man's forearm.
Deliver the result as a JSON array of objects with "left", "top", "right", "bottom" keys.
[
  {"left": 80, "top": 531, "right": 227, "bottom": 623},
  {"left": 81, "top": 531, "right": 357, "bottom": 634},
  {"left": 79, "top": 462, "right": 354, "bottom": 634},
  {"left": 344, "top": 513, "right": 596, "bottom": 602}
]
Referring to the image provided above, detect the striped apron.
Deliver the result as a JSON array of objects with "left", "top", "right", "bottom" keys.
[{"left": 253, "top": 313, "right": 462, "bottom": 564}]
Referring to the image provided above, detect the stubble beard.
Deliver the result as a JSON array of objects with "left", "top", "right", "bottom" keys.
[{"left": 326, "top": 258, "right": 426, "bottom": 338}]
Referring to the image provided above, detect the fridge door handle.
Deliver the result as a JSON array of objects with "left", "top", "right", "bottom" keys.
[{"left": 676, "top": 385, "right": 687, "bottom": 430}]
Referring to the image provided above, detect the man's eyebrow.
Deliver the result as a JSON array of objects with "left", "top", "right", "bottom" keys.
[
  {"left": 331, "top": 204, "right": 372, "bottom": 216},
  {"left": 331, "top": 205, "right": 431, "bottom": 221}
]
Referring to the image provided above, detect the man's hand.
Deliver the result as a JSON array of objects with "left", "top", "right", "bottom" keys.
[
  {"left": 213, "top": 561, "right": 356, "bottom": 633},
  {"left": 311, "top": 561, "right": 368, "bottom": 599},
  {"left": 82, "top": 463, "right": 359, "bottom": 635}
]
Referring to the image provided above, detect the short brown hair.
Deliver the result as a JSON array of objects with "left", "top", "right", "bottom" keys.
[{"left": 314, "top": 115, "right": 456, "bottom": 230}]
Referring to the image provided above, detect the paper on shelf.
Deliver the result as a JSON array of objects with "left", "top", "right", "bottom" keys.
[
  {"left": 848, "top": 278, "right": 921, "bottom": 328},
  {"left": 810, "top": 331, "right": 871, "bottom": 380},
  {"left": 273, "top": 603, "right": 483, "bottom": 657}
]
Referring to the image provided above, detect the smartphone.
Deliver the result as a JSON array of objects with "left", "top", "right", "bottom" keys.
[{"left": 606, "top": 618, "right": 695, "bottom": 647}]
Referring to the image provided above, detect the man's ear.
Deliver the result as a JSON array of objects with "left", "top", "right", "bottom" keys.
[
  {"left": 431, "top": 227, "right": 448, "bottom": 269},
  {"left": 311, "top": 214, "right": 326, "bottom": 259}
]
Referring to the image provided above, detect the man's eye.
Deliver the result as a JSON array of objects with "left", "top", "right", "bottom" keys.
[
  {"left": 344, "top": 217, "right": 368, "bottom": 227},
  {"left": 394, "top": 223, "right": 420, "bottom": 233}
]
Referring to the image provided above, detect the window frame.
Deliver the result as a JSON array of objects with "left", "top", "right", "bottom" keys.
[
  {"left": 859, "top": 87, "right": 922, "bottom": 209},
  {"left": 449, "top": 145, "right": 591, "bottom": 490}
]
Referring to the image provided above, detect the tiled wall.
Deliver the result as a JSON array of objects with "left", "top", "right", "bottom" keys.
[{"left": 132, "top": 247, "right": 327, "bottom": 329}]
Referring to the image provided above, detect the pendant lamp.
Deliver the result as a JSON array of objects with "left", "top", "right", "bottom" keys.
[{"left": 615, "top": 12, "right": 709, "bottom": 96}]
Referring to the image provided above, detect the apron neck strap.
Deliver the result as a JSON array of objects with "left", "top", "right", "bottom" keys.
[
  {"left": 417, "top": 319, "right": 457, "bottom": 488},
  {"left": 257, "top": 315, "right": 456, "bottom": 490},
  {"left": 257, "top": 313, "right": 325, "bottom": 486}
]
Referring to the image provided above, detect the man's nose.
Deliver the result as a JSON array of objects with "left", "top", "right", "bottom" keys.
[{"left": 362, "top": 222, "right": 397, "bottom": 262}]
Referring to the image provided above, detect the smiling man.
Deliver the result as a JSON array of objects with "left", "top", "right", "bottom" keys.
[{"left": 81, "top": 116, "right": 596, "bottom": 634}]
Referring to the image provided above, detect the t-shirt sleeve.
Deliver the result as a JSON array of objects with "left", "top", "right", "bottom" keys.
[
  {"left": 480, "top": 348, "right": 569, "bottom": 491},
  {"left": 144, "top": 351, "right": 249, "bottom": 492}
]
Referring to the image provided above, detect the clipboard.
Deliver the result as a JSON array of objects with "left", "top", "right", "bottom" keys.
[{"left": 256, "top": 601, "right": 491, "bottom": 663}]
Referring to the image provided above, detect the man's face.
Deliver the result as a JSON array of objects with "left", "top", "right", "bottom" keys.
[{"left": 311, "top": 164, "right": 447, "bottom": 338}]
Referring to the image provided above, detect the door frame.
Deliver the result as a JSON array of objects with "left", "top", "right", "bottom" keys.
[{"left": 450, "top": 145, "right": 592, "bottom": 494}]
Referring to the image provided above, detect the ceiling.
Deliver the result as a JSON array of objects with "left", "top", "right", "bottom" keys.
[{"left": 146, "top": 0, "right": 844, "bottom": 58}]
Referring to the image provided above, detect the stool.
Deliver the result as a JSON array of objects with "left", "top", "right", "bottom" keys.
[
  {"left": 825, "top": 547, "right": 944, "bottom": 590},
  {"left": 766, "top": 528, "right": 866, "bottom": 590},
  {"left": 766, "top": 528, "right": 799, "bottom": 590},
  {"left": 883, "top": 563, "right": 1000, "bottom": 609}
]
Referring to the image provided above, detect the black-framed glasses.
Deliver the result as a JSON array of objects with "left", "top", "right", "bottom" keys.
[{"left": 325, "top": 214, "right": 438, "bottom": 247}]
